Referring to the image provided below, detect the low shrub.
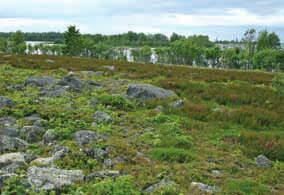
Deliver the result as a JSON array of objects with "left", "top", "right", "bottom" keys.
[
  {"left": 223, "top": 179, "right": 271, "bottom": 195},
  {"left": 148, "top": 147, "right": 195, "bottom": 163}
]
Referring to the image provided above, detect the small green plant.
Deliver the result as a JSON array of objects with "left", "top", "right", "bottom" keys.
[
  {"left": 148, "top": 147, "right": 195, "bottom": 163},
  {"left": 223, "top": 179, "right": 271, "bottom": 195},
  {"left": 98, "top": 94, "right": 134, "bottom": 111},
  {"left": 91, "top": 176, "right": 141, "bottom": 195}
]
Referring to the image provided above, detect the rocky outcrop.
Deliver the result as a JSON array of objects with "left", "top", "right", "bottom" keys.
[
  {"left": 256, "top": 155, "right": 273, "bottom": 168},
  {"left": 0, "top": 153, "right": 26, "bottom": 168},
  {"left": 93, "top": 111, "right": 113, "bottom": 124},
  {"left": 26, "top": 167, "right": 84, "bottom": 192},
  {"left": 126, "top": 84, "right": 175, "bottom": 101},
  {"left": 24, "top": 76, "right": 56, "bottom": 87},
  {"left": 0, "top": 97, "right": 16, "bottom": 109},
  {"left": 0, "top": 135, "right": 27, "bottom": 153},
  {"left": 0, "top": 127, "right": 18, "bottom": 137},
  {"left": 41, "top": 85, "right": 69, "bottom": 97},
  {"left": 58, "top": 74, "right": 84, "bottom": 92},
  {"left": 73, "top": 130, "right": 107, "bottom": 146},
  {"left": 20, "top": 126, "right": 45, "bottom": 143},
  {"left": 0, "top": 117, "right": 16, "bottom": 127}
]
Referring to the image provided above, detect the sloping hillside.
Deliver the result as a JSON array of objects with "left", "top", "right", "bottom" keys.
[{"left": 0, "top": 54, "right": 284, "bottom": 194}]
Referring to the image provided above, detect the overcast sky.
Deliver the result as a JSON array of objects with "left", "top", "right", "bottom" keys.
[{"left": 1, "top": 0, "right": 284, "bottom": 41}]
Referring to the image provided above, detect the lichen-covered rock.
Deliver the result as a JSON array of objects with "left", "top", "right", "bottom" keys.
[
  {"left": 0, "top": 152, "right": 26, "bottom": 168},
  {"left": 31, "top": 157, "right": 55, "bottom": 167},
  {"left": 33, "top": 119, "right": 49, "bottom": 128},
  {"left": 126, "top": 84, "right": 175, "bottom": 101},
  {"left": 40, "top": 85, "right": 69, "bottom": 97},
  {"left": 20, "top": 126, "right": 45, "bottom": 143},
  {"left": 26, "top": 167, "right": 84, "bottom": 192},
  {"left": 73, "top": 130, "right": 107, "bottom": 145},
  {"left": 0, "top": 97, "right": 16, "bottom": 109},
  {"left": 24, "top": 76, "right": 56, "bottom": 87},
  {"left": 24, "top": 114, "right": 41, "bottom": 123},
  {"left": 43, "top": 129, "right": 57, "bottom": 144},
  {"left": 103, "top": 159, "right": 114, "bottom": 168},
  {"left": 0, "top": 135, "right": 27, "bottom": 153},
  {"left": 0, "top": 127, "right": 18, "bottom": 137},
  {"left": 144, "top": 181, "right": 177, "bottom": 194},
  {"left": 191, "top": 182, "right": 220, "bottom": 193},
  {"left": 0, "top": 117, "right": 16, "bottom": 127},
  {"left": 93, "top": 111, "right": 113, "bottom": 124},
  {"left": 256, "top": 155, "right": 273, "bottom": 168},
  {"left": 58, "top": 74, "right": 84, "bottom": 92}
]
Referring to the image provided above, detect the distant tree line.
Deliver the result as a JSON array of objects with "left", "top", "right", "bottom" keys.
[{"left": 0, "top": 26, "right": 284, "bottom": 71}]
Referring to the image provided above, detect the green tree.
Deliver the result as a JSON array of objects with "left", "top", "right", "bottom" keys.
[
  {"left": 253, "top": 49, "right": 277, "bottom": 71},
  {"left": 205, "top": 46, "right": 222, "bottom": 68},
  {"left": 7, "top": 30, "right": 26, "bottom": 54},
  {"left": 242, "top": 28, "right": 257, "bottom": 69},
  {"left": 0, "top": 37, "right": 8, "bottom": 52},
  {"left": 27, "top": 44, "right": 34, "bottom": 54},
  {"left": 223, "top": 47, "right": 241, "bottom": 69},
  {"left": 256, "top": 30, "right": 281, "bottom": 51},
  {"left": 62, "top": 25, "right": 83, "bottom": 56}
]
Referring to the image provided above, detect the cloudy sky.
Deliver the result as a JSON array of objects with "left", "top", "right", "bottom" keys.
[{"left": 1, "top": 0, "right": 284, "bottom": 41}]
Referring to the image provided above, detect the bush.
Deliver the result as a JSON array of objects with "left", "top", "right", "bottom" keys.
[
  {"left": 92, "top": 176, "right": 141, "bottom": 195},
  {"left": 224, "top": 179, "right": 270, "bottom": 195},
  {"left": 98, "top": 94, "right": 134, "bottom": 111},
  {"left": 148, "top": 147, "right": 195, "bottom": 163}
]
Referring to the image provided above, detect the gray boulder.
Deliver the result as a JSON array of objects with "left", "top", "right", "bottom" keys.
[
  {"left": 73, "top": 130, "right": 107, "bottom": 145},
  {"left": 0, "top": 152, "right": 26, "bottom": 168},
  {"left": 126, "top": 84, "right": 175, "bottom": 101},
  {"left": 41, "top": 85, "right": 69, "bottom": 98},
  {"left": 26, "top": 166, "right": 84, "bottom": 192},
  {"left": 191, "top": 182, "right": 220, "bottom": 193},
  {"left": 1, "top": 162, "right": 25, "bottom": 174},
  {"left": 0, "top": 127, "right": 18, "bottom": 137},
  {"left": 7, "top": 85, "right": 24, "bottom": 91},
  {"left": 103, "top": 159, "right": 114, "bottom": 168},
  {"left": 24, "top": 76, "right": 56, "bottom": 87},
  {"left": 144, "top": 181, "right": 177, "bottom": 194},
  {"left": 31, "top": 157, "right": 55, "bottom": 167},
  {"left": 20, "top": 126, "right": 45, "bottom": 143},
  {"left": 256, "top": 155, "right": 273, "bottom": 168},
  {"left": 43, "top": 129, "right": 57, "bottom": 144},
  {"left": 0, "top": 117, "right": 16, "bottom": 127},
  {"left": 58, "top": 74, "right": 84, "bottom": 92},
  {"left": 24, "top": 114, "right": 41, "bottom": 123},
  {"left": 0, "top": 135, "right": 27, "bottom": 153},
  {"left": 93, "top": 111, "right": 113, "bottom": 124},
  {"left": 33, "top": 119, "right": 49, "bottom": 128},
  {"left": 0, "top": 97, "right": 16, "bottom": 109}
]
